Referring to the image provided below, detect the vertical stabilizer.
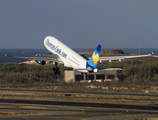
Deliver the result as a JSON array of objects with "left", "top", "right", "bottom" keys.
[{"left": 86, "top": 44, "right": 101, "bottom": 71}]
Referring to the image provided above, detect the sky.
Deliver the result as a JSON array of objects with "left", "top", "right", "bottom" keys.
[{"left": 0, "top": 0, "right": 158, "bottom": 49}]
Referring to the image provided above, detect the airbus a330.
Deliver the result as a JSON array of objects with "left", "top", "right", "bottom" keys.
[{"left": 5, "top": 36, "right": 155, "bottom": 74}]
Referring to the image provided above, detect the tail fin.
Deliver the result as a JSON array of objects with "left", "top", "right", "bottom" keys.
[
  {"left": 86, "top": 44, "right": 101, "bottom": 70},
  {"left": 149, "top": 51, "right": 155, "bottom": 55}
]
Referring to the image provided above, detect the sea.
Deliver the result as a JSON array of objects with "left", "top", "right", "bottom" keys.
[{"left": 0, "top": 48, "right": 157, "bottom": 63}]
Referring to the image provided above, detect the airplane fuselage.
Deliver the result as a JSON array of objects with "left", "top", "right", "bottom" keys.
[{"left": 44, "top": 36, "right": 88, "bottom": 72}]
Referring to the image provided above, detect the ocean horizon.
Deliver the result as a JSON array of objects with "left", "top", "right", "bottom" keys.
[{"left": 0, "top": 48, "right": 157, "bottom": 63}]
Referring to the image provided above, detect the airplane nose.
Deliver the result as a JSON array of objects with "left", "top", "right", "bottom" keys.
[
  {"left": 44, "top": 36, "right": 59, "bottom": 44},
  {"left": 44, "top": 37, "right": 47, "bottom": 43}
]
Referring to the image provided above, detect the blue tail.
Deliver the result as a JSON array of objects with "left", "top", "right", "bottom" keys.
[
  {"left": 149, "top": 51, "right": 155, "bottom": 55},
  {"left": 86, "top": 44, "right": 101, "bottom": 70}
]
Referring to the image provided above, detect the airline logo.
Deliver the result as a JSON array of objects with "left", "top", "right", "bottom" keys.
[
  {"left": 46, "top": 39, "right": 67, "bottom": 59},
  {"left": 92, "top": 52, "right": 99, "bottom": 65},
  {"left": 35, "top": 54, "right": 40, "bottom": 56}
]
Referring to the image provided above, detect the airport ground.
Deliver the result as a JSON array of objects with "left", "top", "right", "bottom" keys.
[
  {"left": 0, "top": 88, "right": 158, "bottom": 120},
  {"left": 1, "top": 56, "right": 158, "bottom": 119}
]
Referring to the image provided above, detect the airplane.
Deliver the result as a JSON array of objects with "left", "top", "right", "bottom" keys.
[{"left": 5, "top": 36, "right": 155, "bottom": 74}]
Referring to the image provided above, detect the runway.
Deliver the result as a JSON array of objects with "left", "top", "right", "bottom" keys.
[
  {"left": 0, "top": 88, "right": 158, "bottom": 120},
  {"left": 0, "top": 98, "right": 158, "bottom": 111},
  {"left": 0, "top": 99, "right": 158, "bottom": 120},
  {"left": 0, "top": 88, "right": 158, "bottom": 98}
]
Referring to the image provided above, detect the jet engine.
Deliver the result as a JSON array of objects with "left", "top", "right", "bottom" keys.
[
  {"left": 34, "top": 54, "right": 46, "bottom": 65},
  {"left": 35, "top": 60, "right": 46, "bottom": 65}
]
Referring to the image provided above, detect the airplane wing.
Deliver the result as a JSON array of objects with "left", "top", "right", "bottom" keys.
[
  {"left": 5, "top": 53, "right": 63, "bottom": 64},
  {"left": 98, "top": 51, "right": 155, "bottom": 62}
]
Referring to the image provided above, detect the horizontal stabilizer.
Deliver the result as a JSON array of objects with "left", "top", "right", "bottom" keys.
[
  {"left": 73, "top": 67, "right": 122, "bottom": 72},
  {"left": 98, "top": 68, "right": 123, "bottom": 71}
]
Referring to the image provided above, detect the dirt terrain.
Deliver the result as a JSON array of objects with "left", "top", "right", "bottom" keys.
[{"left": 78, "top": 50, "right": 127, "bottom": 55}]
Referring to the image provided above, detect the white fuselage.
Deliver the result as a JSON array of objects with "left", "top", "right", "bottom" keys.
[{"left": 44, "top": 36, "right": 88, "bottom": 72}]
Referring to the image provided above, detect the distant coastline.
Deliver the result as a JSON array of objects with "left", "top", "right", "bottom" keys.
[{"left": 0, "top": 48, "right": 157, "bottom": 63}]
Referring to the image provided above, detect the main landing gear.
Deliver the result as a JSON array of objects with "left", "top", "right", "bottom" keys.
[
  {"left": 53, "top": 67, "right": 60, "bottom": 75},
  {"left": 53, "top": 62, "right": 60, "bottom": 75}
]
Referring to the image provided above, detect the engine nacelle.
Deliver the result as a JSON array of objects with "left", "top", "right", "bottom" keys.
[{"left": 35, "top": 60, "right": 46, "bottom": 65}]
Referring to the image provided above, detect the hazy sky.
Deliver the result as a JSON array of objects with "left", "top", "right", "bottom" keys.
[{"left": 0, "top": 0, "right": 158, "bottom": 49}]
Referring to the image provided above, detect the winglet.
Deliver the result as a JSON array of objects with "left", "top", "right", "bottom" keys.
[
  {"left": 149, "top": 51, "right": 155, "bottom": 56},
  {"left": 4, "top": 52, "right": 14, "bottom": 58},
  {"left": 86, "top": 44, "right": 101, "bottom": 70},
  {"left": 5, "top": 52, "right": 7, "bottom": 56}
]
